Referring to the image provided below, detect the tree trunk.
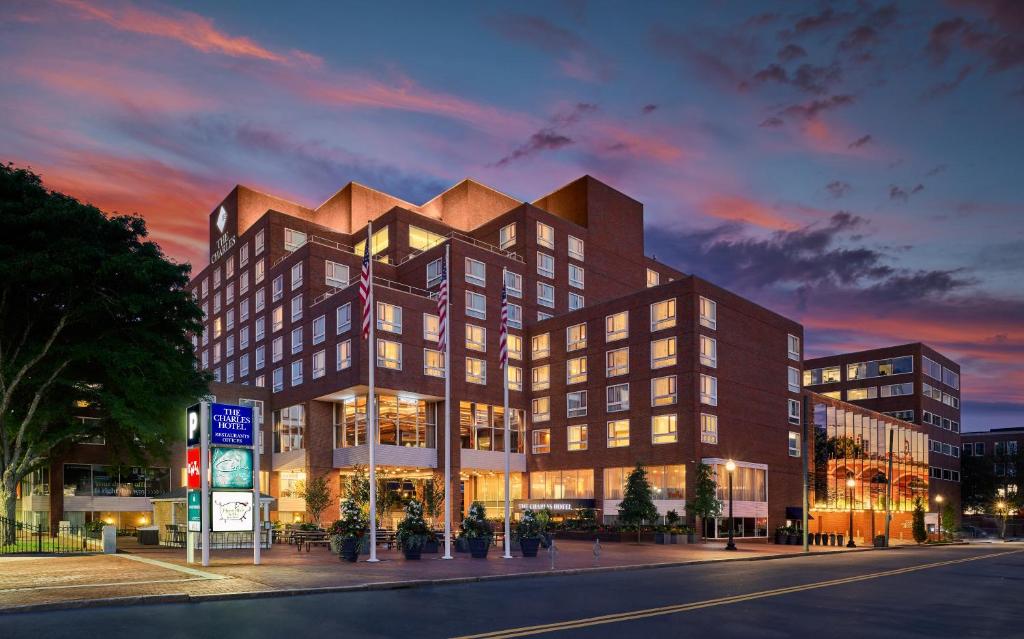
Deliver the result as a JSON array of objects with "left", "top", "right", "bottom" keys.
[{"left": 1, "top": 475, "right": 18, "bottom": 545}]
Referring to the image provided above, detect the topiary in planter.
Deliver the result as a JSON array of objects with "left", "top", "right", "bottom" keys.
[
  {"left": 459, "top": 502, "right": 493, "bottom": 559},
  {"left": 396, "top": 499, "right": 430, "bottom": 560},
  {"left": 516, "top": 509, "right": 543, "bottom": 557},
  {"left": 331, "top": 498, "right": 369, "bottom": 562}
]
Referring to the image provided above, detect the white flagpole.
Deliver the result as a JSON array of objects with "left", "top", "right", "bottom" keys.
[
  {"left": 502, "top": 268, "right": 512, "bottom": 559},
  {"left": 367, "top": 221, "right": 379, "bottom": 563},
  {"left": 442, "top": 243, "right": 453, "bottom": 560}
]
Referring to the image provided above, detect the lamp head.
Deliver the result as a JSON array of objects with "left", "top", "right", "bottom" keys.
[
  {"left": 846, "top": 478, "right": 856, "bottom": 488},
  {"left": 725, "top": 460, "right": 736, "bottom": 473},
  {"left": 936, "top": 495, "right": 943, "bottom": 503}
]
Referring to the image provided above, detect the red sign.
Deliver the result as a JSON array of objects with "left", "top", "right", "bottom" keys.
[{"left": 187, "top": 447, "right": 201, "bottom": 489}]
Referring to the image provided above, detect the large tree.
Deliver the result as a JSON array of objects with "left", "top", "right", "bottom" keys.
[
  {"left": 618, "top": 463, "right": 658, "bottom": 544},
  {"left": 687, "top": 462, "right": 721, "bottom": 542},
  {"left": 0, "top": 164, "right": 208, "bottom": 538}
]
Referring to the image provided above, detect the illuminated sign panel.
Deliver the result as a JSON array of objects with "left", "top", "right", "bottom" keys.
[
  {"left": 212, "top": 491, "right": 254, "bottom": 532},
  {"left": 187, "top": 447, "right": 201, "bottom": 489},
  {"left": 211, "top": 447, "right": 253, "bottom": 489},
  {"left": 210, "top": 403, "right": 253, "bottom": 446}
]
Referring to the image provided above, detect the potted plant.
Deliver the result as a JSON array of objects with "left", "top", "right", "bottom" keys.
[
  {"left": 665, "top": 510, "right": 682, "bottom": 544},
  {"left": 396, "top": 499, "right": 431, "bottom": 560},
  {"left": 420, "top": 476, "right": 444, "bottom": 553},
  {"left": 685, "top": 525, "right": 697, "bottom": 544},
  {"left": 774, "top": 525, "right": 787, "bottom": 545},
  {"left": 537, "top": 508, "right": 553, "bottom": 548},
  {"left": 873, "top": 534, "right": 886, "bottom": 548},
  {"left": 654, "top": 524, "right": 671, "bottom": 545},
  {"left": 516, "top": 509, "right": 543, "bottom": 557},
  {"left": 459, "top": 502, "right": 493, "bottom": 558},
  {"left": 331, "top": 498, "right": 368, "bottom": 562},
  {"left": 788, "top": 528, "right": 801, "bottom": 545}
]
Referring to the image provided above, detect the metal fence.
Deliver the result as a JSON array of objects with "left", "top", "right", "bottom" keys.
[
  {"left": 0, "top": 516, "right": 100, "bottom": 554},
  {"left": 158, "top": 525, "right": 273, "bottom": 550}
]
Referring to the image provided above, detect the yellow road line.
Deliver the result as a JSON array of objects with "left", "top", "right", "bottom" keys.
[{"left": 454, "top": 549, "right": 1024, "bottom": 639}]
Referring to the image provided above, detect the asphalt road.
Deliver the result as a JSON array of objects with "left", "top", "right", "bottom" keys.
[{"left": 4, "top": 544, "right": 1023, "bottom": 638}]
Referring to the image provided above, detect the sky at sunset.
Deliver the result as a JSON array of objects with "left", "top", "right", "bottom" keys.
[{"left": 2, "top": 1, "right": 1022, "bottom": 429}]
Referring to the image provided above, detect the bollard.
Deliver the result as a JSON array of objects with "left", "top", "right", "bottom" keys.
[{"left": 102, "top": 525, "right": 117, "bottom": 554}]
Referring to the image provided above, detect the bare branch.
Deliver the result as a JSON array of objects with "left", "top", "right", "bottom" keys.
[
  {"left": 11, "top": 359, "right": 68, "bottom": 471},
  {"left": 0, "top": 313, "right": 68, "bottom": 420}
]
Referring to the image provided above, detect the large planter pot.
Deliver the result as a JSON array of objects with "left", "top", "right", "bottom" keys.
[
  {"left": 339, "top": 537, "right": 360, "bottom": 562},
  {"left": 788, "top": 533, "right": 801, "bottom": 545},
  {"left": 520, "top": 537, "right": 541, "bottom": 557},
  {"left": 456, "top": 537, "right": 469, "bottom": 553},
  {"left": 468, "top": 537, "right": 490, "bottom": 559},
  {"left": 422, "top": 538, "right": 439, "bottom": 554},
  {"left": 403, "top": 544, "right": 423, "bottom": 560},
  {"left": 783, "top": 533, "right": 792, "bottom": 545},
  {"left": 873, "top": 535, "right": 886, "bottom": 548},
  {"left": 774, "top": 532, "right": 785, "bottom": 545},
  {"left": 829, "top": 533, "right": 836, "bottom": 546},
  {"left": 655, "top": 532, "right": 670, "bottom": 545},
  {"left": 837, "top": 534, "right": 845, "bottom": 546},
  {"left": 687, "top": 533, "right": 697, "bottom": 544}
]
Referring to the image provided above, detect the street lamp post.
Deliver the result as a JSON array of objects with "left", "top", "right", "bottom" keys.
[
  {"left": 846, "top": 477, "right": 856, "bottom": 548},
  {"left": 935, "top": 495, "right": 944, "bottom": 542},
  {"left": 725, "top": 460, "right": 737, "bottom": 551},
  {"left": 996, "top": 500, "right": 1007, "bottom": 539}
]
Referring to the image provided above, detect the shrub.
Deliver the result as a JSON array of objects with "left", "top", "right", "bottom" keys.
[
  {"left": 459, "top": 502, "right": 493, "bottom": 541},
  {"left": 516, "top": 509, "right": 542, "bottom": 540},
  {"left": 912, "top": 496, "right": 927, "bottom": 544},
  {"left": 330, "top": 498, "right": 369, "bottom": 540},
  {"left": 396, "top": 499, "right": 431, "bottom": 550}
]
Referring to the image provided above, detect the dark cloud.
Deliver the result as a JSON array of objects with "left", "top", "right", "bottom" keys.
[
  {"left": 923, "top": 64, "right": 974, "bottom": 99},
  {"left": 826, "top": 181, "right": 851, "bottom": 198},
  {"left": 889, "top": 185, "right": 908, "bottom": 202},
  {"left": 848, "top": 134, "right": 873, "bottom": 149},
  {"left": 485, "top": 13, "right": 611, "bottom": 81},
  {"left": 491, "top": 102, "right": 595, "bottom": 167},
  {"left": 650, "top": 26, "right": 758, "bottom": 90},
  {"left": 748, "top": 63, "right": 841, "bottom": 94},
  {"left": 926, "top": 18, "right": 968, "bottom": 65},
  {"left": 777, "top": 44, "right": 807, "bottom": 62},
  {"left": 641, "top": 104, "right": 658, "bottom": 114},
  {"left": 925, "top": 4, "right": 1024, "bottom": 73},
  {"left": 780, "top": 94, "right": 855, "bottom": 120},
  {"left": 839, "top": 25, "right": 880, "bottom": 51},
  {"left": 926, "top": 164, "right": 948, "bottom": 176},
  {"left": 753, "top": 63, "right": 788, "bottom": 83},
  {"left": 759, "top": 116, "right": 785, "bottom": 128},
  {"left": 784, "top": 8, "right": 854, "bottom": 38},
  {"left": 912, "top": 184, "right": 925, "bottom": 194}
]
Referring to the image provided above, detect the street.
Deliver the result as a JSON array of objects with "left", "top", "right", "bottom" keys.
[{"left": 3, "top": 544, "right": 1022, "bottom": 638}]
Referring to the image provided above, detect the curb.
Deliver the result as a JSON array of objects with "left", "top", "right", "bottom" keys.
[{"left": 0, "top": 542, "right": 965, "bottom": 615}]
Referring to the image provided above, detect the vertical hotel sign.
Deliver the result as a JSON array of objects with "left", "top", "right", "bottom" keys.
[{"left": 186, "top": 404, "right": 203, "bottom": 534}]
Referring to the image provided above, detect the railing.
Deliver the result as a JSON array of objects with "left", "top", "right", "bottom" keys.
[
  {"left": 394, "top": 231, "right": 523, "bottom": 267},
  {"left": 311, "top": 274, "right": 437, "bottom": 307},
  {"left": 159, "top": 525, "right": 273, "bottom": 549},
  {"left": 0, "top": 516, "right": 100, "bottom": 554}
]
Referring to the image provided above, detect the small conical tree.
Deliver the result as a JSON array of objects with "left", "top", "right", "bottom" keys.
[
  {"left": 912, "top": 496, "right": 927, "bottom": 544},
  {"left": 688, "top": 463, "right": 722, "bottom": 543},
  {"left": 618, "top": 463, "right": 658, "bottom": 544}
]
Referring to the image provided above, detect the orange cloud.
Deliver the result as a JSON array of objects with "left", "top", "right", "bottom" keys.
[
  {"left": 56, "top": 0, "right": 320, "bottom": 66},
  {"left": 701, "top": 194, "right": 802, "bottom": 230},
  {"left": 589, "top": 122, "right": 685, "bottom": 162}
]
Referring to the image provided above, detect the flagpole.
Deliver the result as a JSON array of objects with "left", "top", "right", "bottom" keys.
[
  {"left": 442, "top": 243, "right": 453, "bottom": 560},
  {"left": 502, "top": 268, "right": 512, "bottom": 559},
  {"left": 367, "top": 221, "right": 379, "bottom": 563}
]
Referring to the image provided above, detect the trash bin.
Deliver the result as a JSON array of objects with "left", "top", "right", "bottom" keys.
[{"left": 137, "top": 526, "right": 160, "bottom": 545}]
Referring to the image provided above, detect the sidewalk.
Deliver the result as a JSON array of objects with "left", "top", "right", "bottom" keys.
[{"left": 0, "top": 538, "right": 863, "bottom": 613}]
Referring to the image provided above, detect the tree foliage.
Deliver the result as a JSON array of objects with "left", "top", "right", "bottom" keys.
[
  {"left": 299, "top": 475, "right": 332, "bottom": 526},
  {"left": 618, "top": 463, "right": 658, "bottom": 542},
  {"left": 0, "top": 164, "right": 208, "bottom": 536},
  {"left": 912, "top": 496, "right": 927, "bottom": 544},
  {"left": 687, "top": 462, "right": 721, "bottom": 542}
]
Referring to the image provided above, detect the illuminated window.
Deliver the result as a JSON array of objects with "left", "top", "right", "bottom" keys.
[
  {"left": 567, "top": 323, "right": 587, "bottom": 351},
  {"left": 423, "top": 313, "right": 440, "bottom": 342},
  {"left": 606, "top": 311, "right": 628, "bottom": 342},
  {"left": 377, "top": 339, "right": 402, "bottom": 370},
  {"left": 606, "top": 347, "right": 629, "bottom": 377},
  {"left": 354, "top": 226, "right": 389, "bottom": 257},
  {"left": 507, "top": 334, "right": 523, "bottom": 360},
  {"left": 652, "top": 375, "right": 677, "bottom": 406},
  {"left": 376, "top": 302, "right": 402, "bottom": 334},
  {"left": 700, "top": 374, "right": 718, "bottom": 406},
  {"left": 568, "top": 235, "right": 584, "bottom": 261},
  {"left": 646, "top": 269, "right": 660, "bottom": 288},
  {"left": 567, "top": 425, "right": 588, "bottom": 451},
  {"left": 532, "top": 397, "right": 550, "bottom": 422},
  {"left": 650, "top": 299, "right": 676, "bottom": 331},
  {"left": 701, "top": 414, "right": 718, "bottom": 444},
  {"left": 336, "top": 340, "right": 351, "bottom": 370},
  {"left": 499, "top": 223, "right": 516, "bottom": 250},
  {"left": 536, "top": 221, "right": 554, "bottom": 249},
  {"left": 567, "top": 357, "right": 588, "bottom": 384},
  {"left": 466, "top": 357, "right": 486, "bottom": 384},
  {"left": 651, "top": 337, "right": 677, "bottom": 369},
  {"left": 532, "top": 365, "right": 550, "bottom": 391},
  {"left": 652, "top": 414, "right": 677, "bottom": 444},
  {"left": 508, "top": 365, "right": 522, "bottom": 391},
  {"left": 409, "top": 225, "right": 445, "bottom": 251},
  {"left": 700, "top": 335, "right": 717, "bottom": 368},
  {"left": 532, "top": 429, "right": 550, "bottom": 454},
  {"left": 788, "top": 431, "right": 801, "bottom": 457},
  {"left": 532, "top": 333, "right": 550, "bottom": 359},
  {"left": 424, "top": 349, "right": 445, "bottom": 378},
  {"left": 699, "top": 297, "right": 717, "bottom": 330},
  {"left": 607, "top": 420, "right": 629, "bottom": 448},
  {"left": 465, "top": 324, "right": 486, "bottom": 352}
]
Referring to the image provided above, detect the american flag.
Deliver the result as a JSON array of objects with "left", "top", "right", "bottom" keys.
[
  {"left": 359, "top": 238, "right": 371, "bottom": 340},
  {"left": 499, "top": 285, "right": 508, "bottom": 368},
  {"left": 436, "top": 259, "right": 448, "bottom": 353}
]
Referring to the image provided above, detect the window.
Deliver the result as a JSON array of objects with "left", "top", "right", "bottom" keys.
[
  {"left": 532, "top": 333, "right": 550, "bottom": 359},
  {"left": 537, "top": 221, "right": 554, "bottom": 249},
  {"left": 538, "top": 311, "right": 552, "bottom": 321},
  {"left": 423, "top": 313, "right": 440, "bottom": 342},
  {"left": 537, "top": 252, "right": 554, "bottom": 278},
  {"left": 700, "top": 335, "right": 717, "bottom": 368},
  {"left": 847, "top": 356, "right": 913, "bottom": 380},
  {"left": 803, "top": 366, "right": 841, "bottom": 385},
  {"left": 239, "top": 325, "right": 249, "bottom": 349},
  {"left": 213, "top": 291, "right": 222, "bottom": 314},
  {"left": 787, "top": 334, "right": 801, "bottom": 360},
  {"left": 376, "top": 302, "right": 402, "bottom": 334},
  {"left": 284, "top": 228, "right": 307, "bottom": 252},
  {"left": 652, "top": 414, "right": 677, "bottom": 444},
  {"left": 788, "top": 431, "right": 801, "bottom": 457},
  {"left": 426, "top": 258, "right": 443, "bottom": 287},
  {"left": 567, "top": 357, "right": 587, "bottom": 384},
  {"left": 651, "top": 299, "right": 676, "bottom": 331},
  {"left": 507, "top": 334, "right": 523, "bottom": 360},
  {"left": 606, "top": 347, "right": 629, "bottom": 377},
  {"left": 239, "top": 272, "right": 249, "bottom": 296},
  {"left": 336, "top": 340, "right": 351, "bottom": 370},
  {"left": 226, "top": 282, "right": 235, "bottom": 305},
  {"left": 701, "top": 413, "right": 718, "bottom": 444},
  {"left": 508, "top": 365, "right": 523, "bottom": 391},
  {"left": 880, "top": 382, "right": 913, "bottom": 397},
  {"left": 943, "top": 367, "right": 960, "bottom": 390},
  {"left": 312, "top": 315, "right": 325, "bottom": 345},
  {"left": 201, "top": 278, "right": 209, "bottom": 298},
  {"left": 607, "top": 383, "right": 629, "bottom": 412},
  {"left": 255, "top": 346, "right": 265, "bottom": 370},
  {"left": 226, "top": 360, "right": 235, "bottom": 383},
  {"left": 312, "top": 350, "right": 325, "bottom": 379},
  {"left": 424, "top": 349, "right": 445, "bottom": 377},
  {"left": 788, "top": 399, "right": 801, "bottom": 425},
  {"left": 255, "top": 288, "right": 266, "bottom": 312},
  {"left": 846, "top": 387, "right": 877, "bottom": 401},
  {"left": 568, "top": 235, "right": 584, "bottom": 260},
  {"left": 272, "top": 275, "right": 284, "bottom": 302},
  {"left": 568, "top": 292, "right": 584, "bottom": 311},
  {"left": 466, "top": 357, "right": 486, "bottom": 384},
  {"left": 254, "top": 258, "right": 265, "bottom": 284},
  {"left": 466, "top": 291, "right": 486, "bottom": 319},
  {"left": 974, "top": 442, "right": 984, "bottom": 456},
  {"left": 530, "top": 469, "right": 594, "bottom": 499},
  {"left": 652, "top": 375, "right": 677, "bottom": 406},
  {"left": 606, "top": 312, "right": 628, "bottom": 342},
  {"left": 226, "top": 334, "right": 235, "bottom": 356},
  {"left": 651, "top": 337, "right": 677, "bottom": 368},
  {"left": 567, "top": 425, "right": 587, "bottom": 451},
  {"left": 326, "top": 261, "right": 349, "bottom": 288},
  {"left": 923, "top": 356, "right": 943, "bottom": 381},
  {"left": 607, "top": 420, "right": 629, "bottom": 448},
  {"left": 465, "top": 325, "right": 486, "bottom": 352},
  {"left": 532, "top": 365, "right": 550, "bottom": 391},
  {"left": 788, "top": 366, "right": 800, "bottom": 393},
  {"left": 213, "top": 267, "right": 222, "bottom": 289},
  {"left": 567, "top": 391, "right": 587, "bottom": 418},
  {"left": 272, "top": 336, "right": 283, "bottom": 362},
  {"left": 354, "top": 226, "right": 389, "bottom": 257},
  {"left": 532, "top": 397, "right": 550, "bottom": 422},
  {"left": 646, "top": 268, "right": 660, "bottom": 288},
  {"left": 408, "top": 225, "right": 445, "bottom": 251},
  {"left": 699, "top": 297, "right": 717, "bottom": 330},
  {"left": 291, "top": 294, "right": 303, "bottom": 322},
  {"left": 291, "top": 327, "right": 303, "bottom": 354},
  {"left": 537, "top": 282, "right": 555, "bottom": 308},
  {"left": 238, "top": 245, "right": 249, "bottom": 268},
  {"left": 213, "top": 317, "right": 223, "bottom": 339},
  {"left": 336, "top": 303, "right": 352, "bottom": 334},
  {"left": 255, "top": 229, "right": 265, "bottom": 255},
  {"left": 508, "top": 303, "right": 522, "bottom": 329},
  {"left": 376, "top": 339, "right": 402, "bottom": 370},
  {"left": 239, "top": 354, "right": 249, "bottom": 378},
  {"left": 291, "top": 262, "right": 303, "bottom": 290},
  {"left": 286, "top": 359, "right": 302, "bottom": 387},
  {"left": 700, "top": 374, "right": 717, "bottom": 406},
  {"left": 272, "top": 367, "right": 283, "bottom": 392},
  {"left": 532, "top": 429, "right": 550, "bottom": 454},
  {"left": 499, "top": 223, "right": 516, "bottom": 250},
  {"left": 568, "top": 264, "right": 584, "bottom": 289},
  {"left": 239, "top": 298, "right": 249, "bottom": 323},
  {"left": 465, "top": 258, "right": 486, "bottom": 286},
  {"left": 504, "top": 271, "right": 522, "bottom": 298},
  {"left": 567, "top": 323, "right": 587, "bottom": 351}
]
